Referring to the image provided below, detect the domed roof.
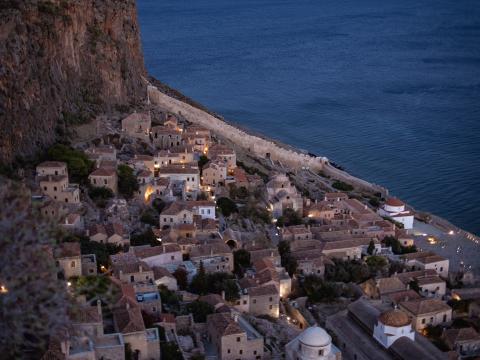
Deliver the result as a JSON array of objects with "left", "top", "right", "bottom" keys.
[
  {"left": 298, "top": 326, "right": 332, "bottom": 347},
  {"left": 379, "top": 309, "right": 411, "bottom": 327},
  {"left": 386, "top": 198, "right": 405, "bottom": 207}
]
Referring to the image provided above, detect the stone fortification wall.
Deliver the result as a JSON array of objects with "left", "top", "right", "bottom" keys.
[
  {"left": 147, "top": 84, "right": 388, "bottom": 196},
  {"left": 322, "top": 163, "right": 389, "bottom": 197},
  {"left": 147, "top": 85, "right": 327, "bottom": 171}
]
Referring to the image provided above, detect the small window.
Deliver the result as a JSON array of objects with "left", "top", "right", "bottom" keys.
[
  {"left": 70, "top": 261, "right": 75, "bottom": 268},
  {"left": 237, "top": 337, "right": 240, "bottom": 342}
]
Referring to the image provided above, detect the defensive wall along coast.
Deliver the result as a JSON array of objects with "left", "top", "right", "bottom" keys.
[{"left": 147, "top": 84, "right": 388, "bottom": 196}]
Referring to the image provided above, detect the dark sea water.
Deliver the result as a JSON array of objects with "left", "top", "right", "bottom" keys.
[{"left": 137, "top": 0, "right": 480, "bottom": 235}]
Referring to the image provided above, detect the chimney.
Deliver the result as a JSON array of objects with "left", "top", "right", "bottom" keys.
[
  {"left": 163, "top": 245, "right": 166, "bottom": 253},
  {"left": 139, "top": 264, "right": 143, "bottom": 273},
  {"left": 97, "top": 299, "right": 102, "bottom": 317},
  {"left": 221, "top": 291, "right": 225, "bottom": 300}
]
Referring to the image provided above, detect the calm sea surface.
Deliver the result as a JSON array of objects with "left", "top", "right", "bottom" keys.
[{"left": 137, "top": 0, "right": 480, "bottom": 235}]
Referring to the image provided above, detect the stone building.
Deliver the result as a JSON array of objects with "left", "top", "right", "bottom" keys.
[
  {"left": 121, "top": 112, "right": 151, "bottom": 141},
  {"left": 206, "top": 312, "right": 264, "bottom": 360},
  {"left": 89, "top": 167, "right": 118, "bottom": 194},
  {"left": 54, "top": 242, "right": 83, "bottom": 279},
  {"left": 399, "top": 298, "right": 452, "bottom": 331}
]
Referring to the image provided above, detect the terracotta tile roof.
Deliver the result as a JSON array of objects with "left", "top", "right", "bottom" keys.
[
  {"left": 207, "top": 313, "right": 243, "bottom": 336},
  {"left": 248, "top": 284, "right": 278, "bottom": 297},
  {"left": 376, "top": 277, "right": 407, "bottom": 295},
  {"left": 160, "top": 165, "right": 199, "bottom": 175},
  {"left": 110, "top": 252, "right": 138, "bottom": 264},
  {"left": 385, "top": 290, "right": 422, "bottom": 304},
  {"left": 159, "top": 313, "right": 176, "bottom": 323},
  {"left": 322, "top": 238, "right": 376, "bottom": 251},
  {"left": 378, "top": 309, "right": 411, "bottom": 327},
  {"left": 153, "top": 266, "right": 174, "bottom": 280},
  {"left": 324, "top": 192, "right": 348, "bottom": 200},
  {"left": 199, "top": 293, "right": 224, "bottom": 308},
  {"left": 113, "top": 306, "right": 145, "bottom": 333},
  {"left": 400, "top": 299, "right": 451, "bottom": 316},
  {"left": 416, "top": 275, "right": 444, "bottom": 286},
  {"left": 394, "top": 270, "right": 437, "bottom": 285},
  {"left": 88, "top": 224, "right": 106, "bottom": 237},
  {"left": 134, "top": 154, "right": 154, "bottom": 161},
  {"left": 54, "top": 242, "right": 81, "bottom": 258},
  {"left": 190, "top": 243, "right": 231, "bottom": 258},
  {"left": 69, "top": 305, "right": 102, "bottom": 324},
  {"left": 132, "top": 244, "right": 181, "bottom": 258},
  {"left": 90, "top": 167, "right": 116, "bottom": 177},
  {"left": 112, "top": 261, "right": 151, "bottom": 277},
  {"left": 386, "top": 198, "right": 405, "bottom": 207},
  {"left": 443, "top": 327, "right": 480, "bottom": 348},
  {"left": 105, "top": 223, "right": 125, "bottom": 237},
  {"left": 37, "top": 161, "right": 66, "bottom": 168}
]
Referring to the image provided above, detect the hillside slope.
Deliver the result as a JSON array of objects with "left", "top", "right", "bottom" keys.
[{"left": 0, "top": 0, "right": 146, "bottom": 163}]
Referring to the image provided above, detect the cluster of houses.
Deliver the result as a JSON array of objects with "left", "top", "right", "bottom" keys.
[{"left": 34, "top": 110, "right": 479, "bottom": 360}]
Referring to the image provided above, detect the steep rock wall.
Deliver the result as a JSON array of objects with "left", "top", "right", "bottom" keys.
[{"left": 0, "top": 0, "right": 146, "bottom": 163}]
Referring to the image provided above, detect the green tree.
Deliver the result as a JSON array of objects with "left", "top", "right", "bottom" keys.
[
  {"left": 277, "top": 208, "right": 303, "bottom": 227},
  {"left": 190, "top": 261, "right": 208, "bottom": 295},
  {"left": 366, "top": 256, "right": 388, "bottom": 274},
  {"left": 278, "top": 240, "right": 298, "bottom": 276},
  {"left": 173, "top": 268, "right": 188, "bottom": 291},
  {"left": 198, "top": 155, "right": 209, "bottom": 169},
  {"left": 332, "top": 180, "right": 354, "bottom": 192},
  {"left": 152, "top": 198, "right": 166, "bottom": 213},
  {"left": 302, "top": 275, "right": 338, "bottom": 302},
  {"left": 216, "top": 197, "right": 238, "bottom": 217},
  {"left": 367, "top": 240, "right": 375, "bottom": 255},
  {"left": 47, "top": 144, "right": 93, "bottom": 183},
  {"left": 88, "top": 186, "right": 114, "bottom": 208},
  {"left": 161, "top": 342, "right": 183, "bottom": 360},
  {"left": 158, "top": 285, "right": 180, "bottom": 307},
  {"left": 130, "top": 228, "right": 157, "bottom": 247},
  {"left": 140, "top": 208, "right": 158, "bottom": 226},
  {"left": 118, "top": 164, "right": 139, "bottom": 199},
  {"left": 186, "top": 301, "right": 214, "bottom": 323},
  {"left": 233, "top": 249, "right": 251, "bottom": 276}
]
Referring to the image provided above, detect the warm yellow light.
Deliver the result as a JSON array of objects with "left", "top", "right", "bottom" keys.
[
  {"left": 67, "top": 282, "right": 72, "bottom": 287},
  {"left": 0, "top": 285, "right": 8, "bottom": 294},
  {"left": 308, "top": 214, "right": 313, "bottom": 218},
  {"left": 144, "top": 185, "right": 154, "bottom": 203},
  {"left": 448, "top": 230, "right": 455, "bottom": 235},
  {"left": 452, "top": 293, "right": 461, "bottom": 301}
]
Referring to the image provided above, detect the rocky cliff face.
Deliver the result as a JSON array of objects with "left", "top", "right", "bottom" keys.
[{"left": 0, "top": 0, "right": 146, "bottom": 163}]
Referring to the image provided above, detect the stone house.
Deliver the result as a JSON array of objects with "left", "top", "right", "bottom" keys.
[
  {"left": 324, "top": 192, "right": 348, "bottom": 203},
  {"left": 321, "top": 238, "right": 380, "bottom": 261},
  {"left": 121, "top": 112, "right": 151, "bottom": 141},
  {"left": 401, "top": 252, "right": 449, "bottom": 278},
  {"left": 139, "top": 177, "right": 174, "bottom": 204},
  {"left": 208, "top": 143, "right": 236, "bottom": 172},
  {"left": 202, "top": 158, "right": 228, "bottom": 187},
  {"left": 190, "top": 243, "right": 234, "bottom": 273},
  {"left": 85, "top": 145, "right": 117, "bottom": 165},
  {"left": 151, "top": 125, "right": 183, "bottom": 149},
  {"left": 89, "top": 167, "right": 118, "bottom": 194},
  {"left": 206, "top": 312, "right": 264, "bottom": 360},
  {"left": 153, "top": 266, "right": 178, "bottom": 291},
  {"left": 131, "top": 244, "right": 183, "bottom": 268},
  {"left": 266, "top": 173, "right": 303, "bottom": 218},
  {"left": 399, "top": 298, "right": 452, "bottom": 331},
  {"left": 36, "top": 161, "right": 81, "bottom": 204},
  {"left": 158, "top": 164, "right": 200, "bottom": 194},
  {"left": 112, "top": 284, "right": 160, "bottom": 360},
  {"left": 154, "top": 147, "right": 195, "bottom": 168},
  {"left": 112, "top": 261, "right": 154, "bottom": 284},
  {"left": 442, "top": 327, "right": 480, "bottom": 358},
  {"left": 160, "top": 200, "right": 216, "bottom": 228},
  {"left": 54, "top": 242, "right": 82, "bottom": 279},
  {"left": 236, "top": 283, "right": 280, "bottom": 318},
  {"left": 81, "top": 254, "right": 97, "bottom": 276},
  {"left": 88, "top": 223, "right": 129, "bottom": 246}
]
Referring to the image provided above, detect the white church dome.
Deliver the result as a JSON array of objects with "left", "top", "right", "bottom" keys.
[{"left": 298, "top": 326, "right": 332, "bottom": 347}]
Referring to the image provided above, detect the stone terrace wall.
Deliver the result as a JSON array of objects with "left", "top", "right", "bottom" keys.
[
  {"left": 147, "top": 85, "right": 327, "bottom": 171},
  {"left": 147, "top": 84, "right": 388, "bottom": 196}
]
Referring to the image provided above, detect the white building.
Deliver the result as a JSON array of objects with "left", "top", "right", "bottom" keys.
[
  {"left": 286, "top": 326, "right": 341, "bottom": 360},
  {"left": 373, "top": 309, "right": 415, "bottom": 348},
  {"left": 377, "top": 198, "right": 414, "bottom": 230}
]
